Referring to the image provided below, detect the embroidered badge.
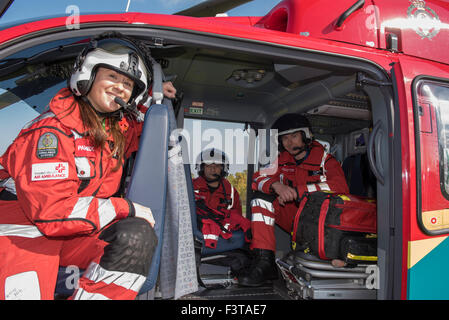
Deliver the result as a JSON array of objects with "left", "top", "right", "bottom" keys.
[
  {"left": 36, "top": 132, "right": 58, "bottom": 159},
  {"left": 31, "top": 162, "right": 69, "bottom": 181}
]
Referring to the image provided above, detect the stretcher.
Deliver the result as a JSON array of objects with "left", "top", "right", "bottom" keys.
[{"left": 276, "top": 250, "right": 378, "bottom": 300}]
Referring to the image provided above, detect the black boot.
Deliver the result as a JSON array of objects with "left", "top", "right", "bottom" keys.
[{"left": 237, "top": 249, "right": 278, "bottom": 287}]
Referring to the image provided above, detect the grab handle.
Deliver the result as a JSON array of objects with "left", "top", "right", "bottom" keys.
[
  {"left": 335, "top": 0, "right": 365, "bottom": 29},
  {"left": 368, "top": 120, "right": 385, "bottom": 185}
]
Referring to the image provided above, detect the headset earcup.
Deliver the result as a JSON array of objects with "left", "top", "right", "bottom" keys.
[{"left": 76, "top": 80, "right": 90, "bottom": 96}]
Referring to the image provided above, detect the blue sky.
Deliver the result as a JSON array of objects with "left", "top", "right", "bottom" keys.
[{"left": 0, "top": 0, "right": 280, "bottom": 27}]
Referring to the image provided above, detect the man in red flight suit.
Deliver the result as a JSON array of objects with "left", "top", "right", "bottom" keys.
[
  {"left": 237, "top": 114, "right": 349, "bottom": 287},
  {"left": 193, "top": 148, "right": 250, "bottom": 249}
]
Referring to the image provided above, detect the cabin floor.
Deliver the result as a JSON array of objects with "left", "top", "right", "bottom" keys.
[{"left": 181, "top": 262, "right": 292, "bottom": 300}]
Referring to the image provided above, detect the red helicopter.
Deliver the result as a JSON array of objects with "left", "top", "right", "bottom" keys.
[{"left": 0, "top": 0, "right": 448, "bottom": 301}]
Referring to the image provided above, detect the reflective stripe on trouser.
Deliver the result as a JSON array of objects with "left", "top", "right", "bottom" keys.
[
  {"left": 0, "top": 230, "right": 61, "bottom": 300},
  {"left": 0, "top": 200, "right": 60, "bottom": 300},
  {"left": 69, "top": 218, "right": 155, "bottom": 300},
  {"left": 71, "top": 262, "right": 146, "bottom": 300},
  {"left": 249, "top": 197, "right": 299, "bottom": 252},
  {"left": 0, "top": 224, "right": 149, "bottom": 300},
  {"left": 0, "top": 201, "right": 153, "bottom": 300},
  {"left": 250, "top": 198, "right": 277, "bottom": 251}
]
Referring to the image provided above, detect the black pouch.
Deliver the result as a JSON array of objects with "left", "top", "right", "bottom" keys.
[{"left": 340, "top": 235, "right": 377, "bottom": 265}]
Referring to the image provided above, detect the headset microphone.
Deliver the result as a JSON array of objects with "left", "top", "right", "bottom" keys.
[
  {"left": 114, "top": 96, "right": 126, "bottom": 107},
  {"left": 114, "top": 97, "right": 139, "bottom": 118}
]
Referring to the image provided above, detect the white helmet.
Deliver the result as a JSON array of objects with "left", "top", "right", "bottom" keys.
[
  {"left": 69, "top": 37, "right": 150, "bottom": 107},
  {"left": 195, "top": 148, "right": 230, "bottom": 177}
]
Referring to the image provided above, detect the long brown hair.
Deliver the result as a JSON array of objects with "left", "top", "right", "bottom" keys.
[{"left": 64, "top": 97, "right": 126, "bottom": 171}]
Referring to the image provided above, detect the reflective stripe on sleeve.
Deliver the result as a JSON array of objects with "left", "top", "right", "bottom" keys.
[
  {"left": 257, "top": 178, "right": 270, "bottom": 192},
  {"left": 251, "top": 198, "right": 274, "bottom": 213},
  {"left": 68, "top": 197, "right": 118, "bottom": 228},
  {"left": 68, "top": 196, "right": 94, "bottom": 220},
  {"left": 251, "top": 213, "right": 275, "bottom": 226},
  {"left": 0, "top": 224, "right": 43, "bottom": 238},
  {"left": 98, "top": 199, "right": 117, "bottom": 229}
]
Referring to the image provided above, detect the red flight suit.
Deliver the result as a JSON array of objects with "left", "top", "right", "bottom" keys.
[
  {"left": 250, "top": 141, "right": 349, "bottom": 251},
  {"left": 0, "top": 88, "right": 152, "bottom": 300},
  {"left": 193, "top": 176, "right": 250, "bottom": 249}
]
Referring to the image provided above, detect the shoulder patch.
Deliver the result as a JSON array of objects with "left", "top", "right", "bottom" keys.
[{"left": 37, "top": 132, "right": 58, "bottom": 159}]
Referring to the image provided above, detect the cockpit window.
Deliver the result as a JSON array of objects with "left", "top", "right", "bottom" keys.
[
  {"left": 0, "top": 89, "right": 40, "bottom": 166},
  {"left": 417, "top": 81, "right": 449, "bottom": 193},
  {"left": 0, "top": 38, "right": 79, "bottom": 163},
  {"left": 415, "top": 79, "right": 449, "bottom": 233}
]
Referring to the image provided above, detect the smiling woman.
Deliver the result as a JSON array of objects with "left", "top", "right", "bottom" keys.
[{"left": 0, "top": 34, "right": 168, "bottom": 300}]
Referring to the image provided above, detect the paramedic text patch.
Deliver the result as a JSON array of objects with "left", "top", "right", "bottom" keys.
[
  {"left": 37, "top": 132, "right": 58, "bottom": 159},
  {"left": 75, "top": 138, "right": 96, "bottom": 158}
]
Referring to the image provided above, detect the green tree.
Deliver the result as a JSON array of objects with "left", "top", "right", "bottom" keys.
[{"left": 227, "top": 170, "right": 248, "bottom": 215}]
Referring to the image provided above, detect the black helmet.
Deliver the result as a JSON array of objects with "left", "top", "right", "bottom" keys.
[{"left": 271, "top": 113, "right": 313, "bottom": 150}]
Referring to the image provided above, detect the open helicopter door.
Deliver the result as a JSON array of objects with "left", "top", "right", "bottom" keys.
[{"left": 131, "top": 62, "right": 197, "bottom": 299}]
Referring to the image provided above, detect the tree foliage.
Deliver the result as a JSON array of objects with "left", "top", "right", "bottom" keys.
[{"left": 227, "top": 170, "right": 248, "bottom": 209}]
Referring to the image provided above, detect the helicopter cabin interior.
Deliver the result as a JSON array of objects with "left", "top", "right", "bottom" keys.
[{"left": 0, "top": 27, "right": 399, "bottom": 300}]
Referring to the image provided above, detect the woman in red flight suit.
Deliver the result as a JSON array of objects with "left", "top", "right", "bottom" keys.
[
  {"left": 237, "top": 114, "right": 349, "bottom": 287},
  {"left": 193, "top": 148, "right": 250, "bottom": 249},
  {"left": 0, "top": 35, "right": 176, "bottom": 300}
]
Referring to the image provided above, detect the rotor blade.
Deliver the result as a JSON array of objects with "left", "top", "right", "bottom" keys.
[
  {"left": 175, "top": 0, "right": 253, "bottom": 17},
  {"left": 0, "top": 0, "right": 14, "bottom": 19}
]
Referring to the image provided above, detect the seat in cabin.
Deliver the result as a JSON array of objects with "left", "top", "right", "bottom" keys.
[
  {"left": 341, "top": 130, "right": 377, "bottom": 198},
  {"left": 55, "top": 99, "right": 170, "bottom": 298},
  {"left": 184, "top": 161, "right": 247, "bottom": 257}
]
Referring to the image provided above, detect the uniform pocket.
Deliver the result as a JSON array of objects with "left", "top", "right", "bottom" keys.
[{"left": 74, "top": 157, "right": 96, "bottom": 180}]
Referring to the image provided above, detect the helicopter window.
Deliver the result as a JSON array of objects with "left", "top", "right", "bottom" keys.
[
  {"left": 415, "top": 79, "right": 449, "bottom": 233},
  {"left": 183, "top": 118, "right": 251, "bottom": 215},
  {"left": 0, "top": 37, "right": 88, "bottom": 168}
]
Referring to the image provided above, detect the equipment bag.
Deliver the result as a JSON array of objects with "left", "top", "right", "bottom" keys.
[{"left": 291, "top": 191, "right": 377, "bottom": 261}]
